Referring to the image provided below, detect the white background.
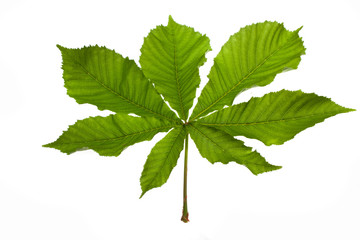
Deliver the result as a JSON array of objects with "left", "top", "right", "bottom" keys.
[{"left": 1, "top": 0, "right": 359, "bottom": 239}]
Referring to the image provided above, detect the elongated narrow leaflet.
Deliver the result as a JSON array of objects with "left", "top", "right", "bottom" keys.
[
  {"left": 188, "top": 123, "right": 281, "bottom": 175},
  {"left": 58, "top": 45, "right": 179, "bottom": 122},
  {"left": 140, "top": 16, "right": 211, "bottom": 120},
  {"left": 44, "top": 114, "right": 176, "bottom": 156},
  {"left": 191, "top": 21, "right": 306, "bottom": 120},
  {"left": 140, "top": 126, "right": 186, "bottom": 197},
  {"left": 198, "top": 90, "right": 355, "bottom": 145}
]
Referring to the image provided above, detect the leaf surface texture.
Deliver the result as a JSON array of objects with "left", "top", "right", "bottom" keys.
[
  {"left": 140, "top": 16, "right": 211, "bottom": 120},
  {"left": 140, "top": 126, "right": 186, "bottom": 197},
  {"left": 198, "top": 90, "right": 354, "bottom": 145},
  {"left": 191, "top": 21, "right": 306, "bottom": 120},
  {"left": 44, "top": 114, "right": 175, "bottom": 156},
  {"left": 188, "top": 123, "right": 281, "bottom": 175},
  {"left": 58, "top": 45, "right": 179, "bottom": 122}
]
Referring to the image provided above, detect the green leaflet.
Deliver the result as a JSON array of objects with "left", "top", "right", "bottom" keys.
[
  {"left": 140, "top": 16, "right": 211, "bottom": 120},
  {"left": 188, "top": 123, "right": 281, "bottom": 175},
  {"left": 198, "top": 90, "right": 355, "bottom": 146},
  {"left": 140, "top": 126, "right": 186, "bottom": 197},
  {"left": 43, "top": 114, "right": 176, "bottom": 156},
  {"left": 45, "top": 17, "right": 355, "bottom": 222},
  {"left": 190, "top": 21, "right": 306, "bottom": 120},
  {"left": 58, "top": 45, "right": 179, "bottom": 123}
]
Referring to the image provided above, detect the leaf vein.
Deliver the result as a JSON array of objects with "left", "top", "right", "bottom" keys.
[
  {"left": 170, "top": 26, "right": 186, "bottom": 120},
  {"left": 55, "top": 124, "right": 176, "bottom": 145},
  {"left": 191, "top": 34, "right": 292, "bottom": 121},
  {"left": 199, "top": 111, "right": 342, "bottom": 126},
  {"left": 145, "top": 126, "right": 185, "bottom": 189},
  {"left": 74, "top": 60, "right": 177, "bottom": 123}
]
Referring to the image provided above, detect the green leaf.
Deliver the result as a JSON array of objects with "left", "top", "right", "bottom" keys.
[
  {"left": 44, "top": 114, "right": 176, "bottom": 156},
  {"left": 198, "top": 90, "right": 355, "bottom": 146},
  {"left": 140, "top": 126, "right": 186, "bottom": 197},
  {"left": 58, "top": 45, "right": 179, "bottom": 123},
  {"left": 188, "top": 123, "right": 281, "bottom": 175},
  {"left": 140, "top": 16, "right": 211, "bottom": 120},
  {"left": 190, "top": 21, "right": 306, "bottom": 120},
  {"left": 45, "top": 18, "right": 355, "bottom": 222}
]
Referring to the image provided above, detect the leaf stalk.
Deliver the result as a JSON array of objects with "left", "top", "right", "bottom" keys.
[{"left": 181, "top": 133, "right": 189, "bottom": 223}]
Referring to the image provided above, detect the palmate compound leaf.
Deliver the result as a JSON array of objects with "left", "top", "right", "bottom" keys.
[
  {"left": 140, "top": 16, "right": 211, "bottom": 120},
  {"left": 198, "top": 90, "right": 355, "bottom": 146},
  {"left": 44, "top": 16, "right": 355, "bottom": 222},
  {"left": 188, "top": 123, "right": 281, "bottom": 175},
  {"left": 190, "top": 21, "right": 306, "bottom": 120},
  {"left": 43, "top": 114, "right": 177, "bottom": 156},
  {"left": 57, "top": 45, "right": 179, "bottom": 123}
]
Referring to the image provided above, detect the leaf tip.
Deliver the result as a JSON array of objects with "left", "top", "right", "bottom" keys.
[
  {"left": 270, "top": 164, "right": 282, "bottom": 172},
  {"left": 139, "top": 191, "right": 146, "bottom": 199},
  {"left": 333, "top": 103, "right": 356, "bottom": 115},
  {"left": 43, "top": 139, "right": 61, "bottom": 149},
  {"left": 42, "top": 143, "right": 52, "bottom": 148},
  {"left": 56, "top": 44, "right": 66, "bottom": 52},
  {"left": 168, "top": 15, "right": 177, "bottom": 27},
  {"left": 295, "top": 25, "right": 303, "bottom": 33},
  {"left": 274, "top": 165, "right": 282, "bottom": 170},
  {"left": 252, "top": 164, "right": 282, "bottom": 175},
  {"left": 345, "top": 107, "right": 356, "bottom": 113}
]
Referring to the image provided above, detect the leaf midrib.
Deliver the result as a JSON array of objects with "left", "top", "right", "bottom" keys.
[
  {"left": 73, "top": 59, "right": 178, "bottom": 123},
  {"left": 190, "top": 124, "right": 275, "bottom": 168},
  {"left": 189, "top": 124, "right": 224, "bottom": 154},
  {"left": 191, "top": 34, "right": 295, "bottom": 121},
  {"left": 143, "top": 126, "right": 185, "bottom": 191},
  {"left": 170, "top": 26, "right": 186, "bottom": 120},
  {"left": 56, "top": 124, "right": 176, "bottom": 145},
  {"left": 198, "top": 111, "right": 344, "bottom": 126}
]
